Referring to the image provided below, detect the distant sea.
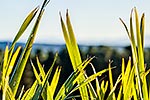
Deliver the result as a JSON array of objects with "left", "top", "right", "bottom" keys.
[
  {"left": 0, "top": 41, "right": 127, "bottom": 54},
  {"left": 1, "top": 41, "right": 149, "bottom": 54},
  {"left": 0, "top": 41, "right": 66, "bottom": 53}
]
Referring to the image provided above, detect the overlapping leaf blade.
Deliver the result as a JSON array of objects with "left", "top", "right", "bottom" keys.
[
  {"left": 55, "top": 57, "right": 93, "bottom": 100},
  {"left": 108, "top": 61, "right": 116, "bottom": 100},
  {"left": 9, "top": 0, "right": 50, "bottom": 96},
  {"left": 49, "top": 66, "right": 61, "bottom": 98},
  {"left": 120, "top": 8, "right": 148, "bottom": 100},
  {"left": 68, "top": 68, "right": 109, "bottom": 97},
  {"left": 60, "top": 10, "right": 89, "bottom": 100}
]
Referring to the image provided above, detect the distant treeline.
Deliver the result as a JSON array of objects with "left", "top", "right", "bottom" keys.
[{"left": 1, "top": 45, "right": 150, "bottom": 92}]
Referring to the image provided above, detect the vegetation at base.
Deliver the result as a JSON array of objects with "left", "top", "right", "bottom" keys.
[{"left": 0, "top": 0, "right": 150, "bottom": 100}]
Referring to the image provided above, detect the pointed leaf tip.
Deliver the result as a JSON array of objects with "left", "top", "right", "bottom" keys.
[
  {"left": 130, "top": 8, "right": 134, "bottom": 18},
  {"left": 66, "top": 9, "right": 69, "bottom": 16},
  {"left": 142, "top": 13, "right": 145, "bottom": 18},
  {"left": 44, "top": 0, "right": 51, "bottom": 8},
  {"left": 59, "top": 11, "right": 61, "bottom": 16},
  {"left": 134, "top": 7, "right": 136, "bottom": 10},
  {"left": 35, "top": 6, "right": 40, "bottom": 12},
  {"left": 59, "top": 12, "right": 63, "bottom": 20}
]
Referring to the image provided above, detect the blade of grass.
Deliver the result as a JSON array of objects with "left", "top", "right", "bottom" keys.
[
  {"left": 132, "top": 78, "right": 138, "bottom": 100},
  {"left": 36, "top": 57, "right": 46, "bottom": 79},
  {"left": 21, "top": 81, "right": 38, "bottom": 100},
  {"left": 124, "top": 65, "right": 135, "bottom": 99},
  {"left": 6, "top": 47, "right": 21, "bottom": 78},
  {"left": 107, "top": 74, "right": 121, "bottom": 100},
  {"left": 121, "top": 58, "right": 125, "bottom": 89},
  {"left": 84, "top": 72, "right": 97, "bottom": 99},
  {"left": 6, "top": 84, "right": 15, "bottom": 100},
  {"left": 35, "top": 56, "right": 47, "bottom": 100},
  {"left": 9, "top": 0, "right": 50, "bottom": 95},
  {"left": 134, "top": 8, "right": 145, "bottom": 73},
  {"left": 55, "top": 57, "right": 94, "bottom": 100},
  {"left": 117, "top": 86, "right": 122, "bottom": 100},
  {"left": 10, "top": 6, "right": 39, "bottom": 51},
  {"left": 66, "top": 68, "right": 109, "bottom": 99},
  {"left": 54, "top": 67, "right": 82, "bottom": 99},
  {"left": 60, "top": 10, "right": 89, "bottom": 100},
  {"left": 134, "top": 8, "right": 148, "bottom": 100},
  {"left": 2, "top": 47, "right": 21, "bottom": 99},
  {"left": 47, "top": 86, "right": 53, "bottom": 100},
  {"left": 49, "top": 66, "right": 61, "bottom": 98},
  {"left": 9, "top": 9, "right": 44, "bottom": 96},
  {"left": 3, "top": 75, "right": 9, "bottom": 100},
  {"left": 59, "top": 12, "right": 75, "bottom": 67},
  {"left": 90, "top": 63, "right": 101, "bottom": 100},
  {"left": 66, "top": 10, "right": 82, "bottom": 70},
  {"left": 120, "top": 8, "right": 149, "bottom": 100},
  {"left": 31, "top": 60, "right": 42, "bottom": 84},
  {"left": 101, "top": 80, "right": 108, "bottom": 100},
  {"left": 129, "top": 8, "right": 143, "bottom": 99},
  {"left": 17, "top": 85, "right": 24, "bottom": 100},
  {"left": 7, "top": 7, "right": 39, "bottom": 73},
  {"left": 2, "top": 46, "right": 9, "bottom": 85},
  {"left": 122, "top": 58, "right": 131, "bottom": 94},
  {"left": 36, "top": 56, "right": 48, "bottom": 100},
  {"left": 140, "top": 14, "right": 145, "bottom": 49},
  {"left": 120, "top": 8, "right": 144, "bottom": 100},
  {"left": 108, "top": 60, "right": 116, "bottom": 100},
  {"left": 32, "top": 52, "right": 58, "bottom": 100}
]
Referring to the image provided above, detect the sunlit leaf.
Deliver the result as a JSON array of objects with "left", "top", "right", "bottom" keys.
[
  {"left": 49, "top": 66, "right": 61, "bottom": 97},
  {"left": 60, "top": 10, "right": 89, "bottom": 100},
  {"left": 31, "top": 60, "right": 42, "bottom": 84},
  {"left": 108, "top": 60, "right": 116, "bottom": 100},
  {"left": 9, "top": 1, "right": 48, "bottom": 95},
  {"left": 6, "top": 47, "right": 21, "bottom": 78}
]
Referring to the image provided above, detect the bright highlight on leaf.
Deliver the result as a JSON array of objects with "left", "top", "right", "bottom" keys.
[{"left": 120, "top": 7, "right": 149, "bottom": 100}]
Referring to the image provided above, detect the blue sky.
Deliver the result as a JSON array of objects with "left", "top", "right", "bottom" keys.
[{"left": 0, "top": 0, "right": 150, "bottom": 46}]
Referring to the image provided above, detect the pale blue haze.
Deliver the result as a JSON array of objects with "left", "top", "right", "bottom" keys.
[{"left": 0, "top": 0, "right": 150, "bottom": 46}]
